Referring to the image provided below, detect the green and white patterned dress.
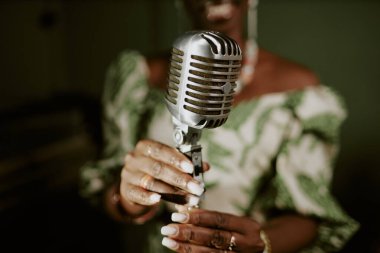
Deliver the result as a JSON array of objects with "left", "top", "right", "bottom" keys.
[{"left": 80, "top": 50, "right": 359, "bottom": 252}]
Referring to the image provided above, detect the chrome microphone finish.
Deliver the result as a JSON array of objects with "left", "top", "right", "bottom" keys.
[
  {"left": 164, "top": 31, "right": 242, "bottom": 202},
  {"left": 165, "top": 31, "right": 242, "bottom": 130}
]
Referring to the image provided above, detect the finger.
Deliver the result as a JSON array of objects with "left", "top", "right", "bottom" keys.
[
  {"left": 121, "top": 170, "right": 201, "bottom": 206},
  {"left": 125, "top": 153, "right": 204, "bottom": 196},
  {"left": 161, "top": 224, "right": 243, "bottom": 251},
  {"left": 134, "top": 139, "right": 194, "bottom": 174},
  {"left": 161, "top": 237, "right": 235, "bottom": 253},
  {"left": 120, "top": 183, "right": 160, "bottom": 206},
  {"left": 202, "top": 162, "right": 210, "bottom": 172},
  {"left": 174, "top": 204, "right": 188, "bottom": 212},
  {"left": 160, "top": 193, "right": 201, "bottom": 206},
  {"left": 121, "top": 169, "right": 175, "bottom": 193},
  {"left": 171, "top": 209, "right": 257, "bottom": 235}
]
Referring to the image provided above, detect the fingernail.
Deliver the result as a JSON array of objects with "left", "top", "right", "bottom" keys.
[
  {"left": 161, "top": 225, "right": 178, "bottom": 236},
  {"left": 187, "top": 181, "right": 204, "bottom": 196},
  {"left": 187, "top": 195, "right": 200, "bottom": 207},
  {"left": 149, "top": 193, "right": 161, "bottom": 203},
  {"left": 162, "top": 237, "right": 178, "bottom": 250},
  {"left": 180, "top": 161, "right": 194, "bottom": 173},
  {"left": 171, "top": 212, "right": 189, "bottom": 223}
]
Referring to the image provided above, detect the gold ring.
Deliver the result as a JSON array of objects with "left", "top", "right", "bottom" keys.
[
  {"left": 210, "top": 238, "right": 224, "bottom": 249},
  {"left": 139, "top": 174, "right": 153, "bottom": 190},
  {"left": 146, "top": 145, "right": 153, "bottom": 156},
  {"left": 211, "top": 243, "right": 224, "bottom": 249},
  {"left": 228, "top": 235, "right": 236, "bottom": 251},
  {"left": 146, "top": 144, "right": 160, "bottom": 157}
]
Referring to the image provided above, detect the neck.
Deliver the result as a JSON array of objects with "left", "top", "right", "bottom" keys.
[{"left": 235, "top": 38, "right": 259, "bottom": 94}]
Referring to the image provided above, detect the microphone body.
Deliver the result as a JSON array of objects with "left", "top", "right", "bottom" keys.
[{"left": 164, "top": 30, "right": 242, "bottom": 203}]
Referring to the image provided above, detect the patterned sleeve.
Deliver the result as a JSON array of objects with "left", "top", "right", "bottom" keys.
[
  {"left": 79, "top": 50, "right": 151, "bottom": 204},
  {"left": 265, "top": 86, "right": 359, "bottom": 252}
]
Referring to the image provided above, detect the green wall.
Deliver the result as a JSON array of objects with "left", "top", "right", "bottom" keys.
[{"left": 259, "top": 1, "right": 380, "bottom": 155}]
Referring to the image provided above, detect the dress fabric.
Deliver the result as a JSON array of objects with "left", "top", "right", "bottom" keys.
[{"left": 80, "top": 50, "right": 359, "bottom": 253}]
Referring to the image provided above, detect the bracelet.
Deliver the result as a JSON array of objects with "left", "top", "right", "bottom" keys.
[{"left": 260, "top": 230, "right": 272, "bottom": 253}]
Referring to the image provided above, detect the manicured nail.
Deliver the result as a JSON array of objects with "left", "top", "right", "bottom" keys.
[
  {"left": 187, "top": 181, "right": 204, "bottom": 196},
  {"left": 171, "top": 212, "right": 189, "bottom": 223},
  {"left": 187, "top": 195, "right": 200, "bottom": 207},
  {"left": 180, "top": 161, "right": 194, "bottom": 173},
  {"left": 150, "top": 193, "right": 161, "bottom": 203},
  {"left": 161, "top": 225, "right": 178, "bottom": 236},
  {"left": 162, "top": 237, "right": 178, "bottom": 249}
]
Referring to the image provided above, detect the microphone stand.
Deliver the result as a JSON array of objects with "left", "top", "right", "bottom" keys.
[{"left": 171, "top": 117, "right": 205, "bottom": 207}]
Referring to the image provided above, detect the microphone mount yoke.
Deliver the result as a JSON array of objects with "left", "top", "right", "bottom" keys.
[{"left": 172, "top": 117, "right": 204, "bottom": 187}]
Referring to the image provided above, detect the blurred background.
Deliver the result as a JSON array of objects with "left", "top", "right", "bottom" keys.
[{"left": 0, "top": 0, "right": 379, "bottom": 252}]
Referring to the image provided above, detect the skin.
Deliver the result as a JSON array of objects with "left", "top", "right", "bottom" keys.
[
  {"left": 105, "top": 140, "right": 209, "bottom": 219},
  {"left": 104, "top": 0, "right": 320, "bottom": 252}
]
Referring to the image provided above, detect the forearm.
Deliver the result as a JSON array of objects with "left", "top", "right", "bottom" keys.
[{"left": 262, "top": 214, "right": 318, "bottom": 253}]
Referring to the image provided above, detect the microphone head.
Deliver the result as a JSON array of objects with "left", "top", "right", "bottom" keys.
[{"left": 165, "top": 31, "right": 242, "bottom": 129}]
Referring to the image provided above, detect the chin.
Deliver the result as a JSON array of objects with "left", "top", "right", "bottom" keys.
[{"left": 202, "top": 22, "right": 234, "bottom": 35}]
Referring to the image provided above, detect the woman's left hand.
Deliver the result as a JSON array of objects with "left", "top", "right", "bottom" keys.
[{"left": 160, "top": 208, "right": 266, "bottom": 253}]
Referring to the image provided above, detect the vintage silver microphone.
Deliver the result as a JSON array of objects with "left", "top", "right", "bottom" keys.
[{"left": 165, "top": 31, "right": 242, "bottom": 200}]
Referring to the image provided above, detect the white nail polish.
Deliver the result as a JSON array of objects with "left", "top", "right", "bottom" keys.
[
  {"left": 187, "top": 181, "right": 204, "bottom": 196},
  {"left": 149, "top": 193, "right": 161, "bottom": 203},
  {"left": 171, "top": 212, "right": 188, "bottom": 223},
  {"left": 180, "top": 161, "right": 194, "bottom": 173},
  {"left": 162, "top": 237, "right": 178, "bottom": 249},
  {"left": 161, "top": 225, "right": 178, "bottom": 236},
  {"left": 187, "top": 195, "right": 200, "bottom": 207}
]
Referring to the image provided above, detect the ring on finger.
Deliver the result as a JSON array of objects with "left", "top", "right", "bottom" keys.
[
  {"left": 228, "top": 234, "right": 236, "bottom": 251},
  {"left": 145, "top": 144, "right": 160, "bottom": 157},
  {"left": 210, "top": 233, "right": 225, "bottom": 249},
  {"left": 146, "top": 145, "right": 153, "bottom": 156},
  {"left": 140, "top": 174, "right": 153, "bottom": 190},
  {"left": 211, "top": 242, "right": 224, "bottom": 249}
]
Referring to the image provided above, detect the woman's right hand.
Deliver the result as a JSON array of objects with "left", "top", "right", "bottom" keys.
[{"left": 119, "top": 139, "right": 206, "bottom": 214}]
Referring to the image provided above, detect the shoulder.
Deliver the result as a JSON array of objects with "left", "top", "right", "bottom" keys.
[
  {"left": 253, "top": 48, "right": 320, "bottom": 95},
  {"left": 111, "top": 50, "right": 147, "bottom": 71},
  {"left": 286, "top": 85, "right": 347, "bottom": 143},
  {"left": 105, "top": 49, "right": 149, "bottom": 86},
  {"left": 103, "top": 50, "right": 150, "bottom": 103}
]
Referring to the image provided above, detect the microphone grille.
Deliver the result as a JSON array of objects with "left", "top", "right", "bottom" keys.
[
  {"left": 165, "top": 31, "right": 242, "bottom": 129},
  {"left": 200, "top": 31, "right": 242, "bottom": 56},
  {"left": 183, "top": 54, "right": 239, "bottom": 128},
  {"left": 166, "top": 47, "right": 184, "bottom": 106}
]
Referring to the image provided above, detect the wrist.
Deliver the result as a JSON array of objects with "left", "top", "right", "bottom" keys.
[
  {"left": 106, "top": 181, "right": 159, "bottom": 224},
  {"left": 113, "top": 190, "right": 159, "bottom": 224}
]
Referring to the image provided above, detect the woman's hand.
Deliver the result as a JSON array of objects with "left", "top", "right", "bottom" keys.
[
  {"left": 160, "top": 208, "right": 266, "bottom": 253},
  {"left": 120, "top": 139, "right": 206, "bottom": 212}
]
